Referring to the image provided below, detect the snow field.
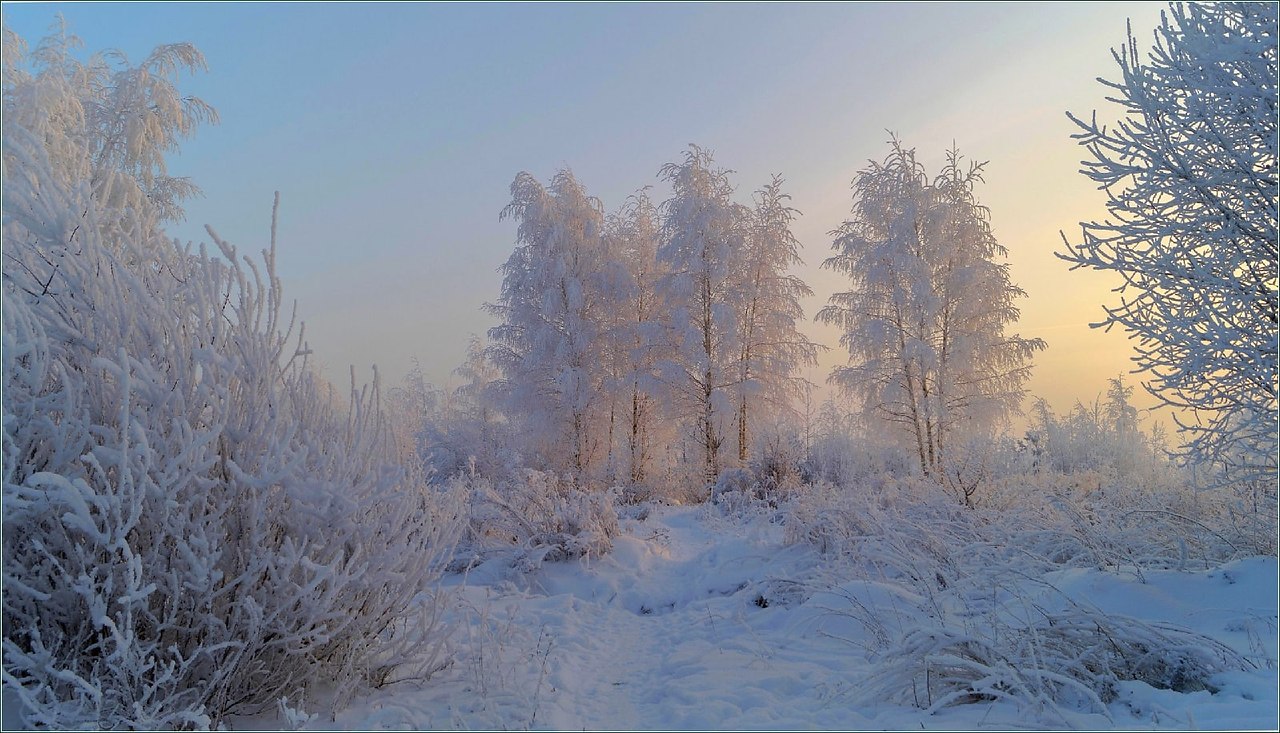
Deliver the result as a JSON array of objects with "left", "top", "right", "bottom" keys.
[{"left": 268, "top": 504, "right": 1277, "bottom": 731}]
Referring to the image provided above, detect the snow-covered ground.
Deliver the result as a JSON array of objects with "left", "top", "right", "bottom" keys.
[{"left": 240, "top": 504, "right": 1277, "bottom": 731}]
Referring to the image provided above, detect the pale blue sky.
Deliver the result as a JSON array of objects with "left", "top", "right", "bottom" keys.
[{"left": 2, "top": 1, "right": 1170, "bottom": 418}]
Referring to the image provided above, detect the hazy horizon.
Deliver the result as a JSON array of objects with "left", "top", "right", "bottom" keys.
[{"left": 2, "top": 1, "right": 1173, "bottom": 428}]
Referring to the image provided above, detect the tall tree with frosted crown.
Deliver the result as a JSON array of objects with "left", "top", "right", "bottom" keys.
[
  {"left": 818, "top": 138, "right": 1044, "bottom": 477},
  {"left": 1060, "top": 2, "right": 1277, "bottom": 481},
  {"left": 731, "top": 175, "right": 820, "bottom": 463},
  {"left": 1, "top": 19, "right": 217, "bottom": 223},
  {"left": 487, "top": 170, "right": 615, "bottom": 484},
  {"left": 655, "top": 146, "right": 747, "bottom": 485},
  {"left": 605, "top": 190, "right": 671, "bottom": 484}
]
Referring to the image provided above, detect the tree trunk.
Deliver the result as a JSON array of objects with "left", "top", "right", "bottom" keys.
[
  {"left": 629, "top": 384, "right": 645, "bottom": 484},
  {"left": 704, "top": 372, "right": 719, "bottom": 484},
  {"left": 701, "top": 272, "right": 719, "bottom": 484}
]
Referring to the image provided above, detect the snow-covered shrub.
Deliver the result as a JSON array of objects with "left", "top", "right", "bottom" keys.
[
  {"left": 706, "top": 468, "right": 771, "bottom": 519},
  {"left": 780, "top": 480, "right": 876, "bottom": 556},
  {"left": 781, "top": 466, "right": 1260, "bottom": 716},
  {"left": 747, "top": 427, "right": 808, "bottom": 499},
  {"left": 1022, "top": 388, "right": 1171, "bottom": 483},
  {"left": 793, "top": 461, "right": 1259, "bottom": 575},
  {"left": 781, "top": 477, "right": 1255, "bottom": 716},
  {"left": 856, "top": 497, "right": 1254, "bottom": 714},
  {"left": 865, "top": 606, "right": 1249, "bottom": 716},
  {"left": 708, "top": 467, "right": 752, "bottom": 501},
  {"left": 453, "top": 469, "right": 618, "bottom": 570},
  {"left": 1224, "top": 478, "right": 1279, "bottom": 557},
  {"left": 800, "top": 402, "right": 915, "bottom": 489},
  {"left": 2, "top": 118, "right": 463, "bottom": 727},
  {"left": 989, "top": 386, "right": 1276, "bottom": 565},
  {"left": 935, "top": 433, "right": 1023, "bottom": 508},
  {"left": 708, "top": 430, "right": 814, "bottom": 516}
]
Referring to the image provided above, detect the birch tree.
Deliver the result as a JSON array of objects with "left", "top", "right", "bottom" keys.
[
  {"left": 818, "top": 138, "right": 1044, "bottom": 477},
  {"left": 487, "top": 170, "right": 613, "bottom": 484},
  {"left": 1060, "top": 2, "right": 1277, "bottom": 480},
  {"left": 731, "top": 175, "right": 820, "bottom": 463},
  {"left": 1, "top": 19, "right": 217, "bottom": 223},
  {"left": 656, "top": 146, "right": 746, "bottom": 485},
  {"left": 605, "top": 191, "right": 670, "bottom": 485}
]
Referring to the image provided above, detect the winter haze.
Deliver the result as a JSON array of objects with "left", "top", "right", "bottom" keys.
[
  {"left": 4, "top": 2, "right": 1275, "bottom": 729},
  {"left": 4, "top": 1, "right": 1167, "bottom": 416}
]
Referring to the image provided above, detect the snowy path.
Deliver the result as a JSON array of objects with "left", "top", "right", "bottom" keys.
[
  {"left": 476, "top": 507, "right": 857, "bottom": 730},
  {"left": 287, "top": 504, "right": 1277, "bottom": 731},
  {"left": 314, "top": 505, "right": 877, "bottom": 730}
]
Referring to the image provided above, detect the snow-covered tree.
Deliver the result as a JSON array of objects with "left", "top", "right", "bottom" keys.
[
  {"left": 655, "top": 146, "right": 748, "bottom": 485},
  {"left": 1024, "top": 377, "right": 1171, "bottom": 481},
  {"left": 1060, "top": 3, "right": 1277, "bottom": 481},
  {"left": 731, "top": 175, "right": 820, "bottom": 463},
  {"left": 487, "top": 170, "right": 615, "bottom": 485},
  {"left": 604, "top": 191, "right": 672, "bottom": 486},
  {"left": 1, "top": 18, "right": 217, "bottom": 223},
  {"left": 1105, "top": 374, "right": 1141, "bottom": 439},
  {"left": 452, "top": 335, "right": 511, "bottom": 475},
  {"left": 818, "top": 138, "right": 1044, "bottom": 477},
  {"left": 390, "top": 339, "right": 514, "bottom": 483}
]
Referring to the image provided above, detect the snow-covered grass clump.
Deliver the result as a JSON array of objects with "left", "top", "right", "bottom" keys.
[
  {"left": 448, "top": 468, "right": 619, "bottom": 574},
  {"left": 780, "top": 465, "right": 1272, "bottom": 720}
]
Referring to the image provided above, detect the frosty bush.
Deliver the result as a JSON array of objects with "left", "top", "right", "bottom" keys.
[
  {"left": 1022, "top": 379, "right": 1171, "bottom": 483},
  {"left": 800, "top": 400, "right": 915, "bottom": 489},
  {"left": 852, "top": 491, "right": 1255, "bottom": 715},
  {"left": 748, "top": 427, "right": 807, "bottom": 497},
  {"left": 781, "top": 476, "right": 1256, "bottom": 717},
  {"left": 1011, "top": 388, "right": 1275, "bottom": 561},
  {"left": 865, "top": 606, "right": 1249, "bottom": 716},
  {"left": 2, "top": 106, "right": 462, "bottom": 729},
  {"left": 451, "top": 469, "right": 618, "bottom": 571}
]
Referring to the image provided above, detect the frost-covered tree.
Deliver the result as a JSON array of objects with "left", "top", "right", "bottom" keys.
[
  {"left": 390, "top": 339, "right": 513, "bottom": 483},
  {"left": 488, "top": 170, "right": 615, "bottom": 485},
  {"left": 730, "top": 176, "right": 820, "bottom": 463},
  {"left": 1060, "top": 3, "right": 1278, "bottom": 481},
  {"left": 655, "top": 146, "right": 748, "bottom": 485},
  {"left": 604, "top": 191, "right": 672, "bottom": 485},
  {"left": 1, "top": 18, "right": 217, "bottom": 222},
  {"left": 1025, "top": 377, "right": 1171, "bottom": 481},
  {"left": 452, "top": 335, "right": 511, "bottom": 476},
  {"left": 819, "top": 138, "right": 1045, "bottom": 477},
  {"left": 1105, "top": 374, "right": 1141, "bottom": 439}
]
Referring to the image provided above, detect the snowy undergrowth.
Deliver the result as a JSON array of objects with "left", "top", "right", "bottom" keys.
[
  {"left": 782, "top": 473, "right": 1276, "bottom": 723},
  {"left": 447, "top": 468, "right": 619, "bottom": 575},
  {"left": 264, "top": 499, "right": 1277, "bottom": 731}
]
